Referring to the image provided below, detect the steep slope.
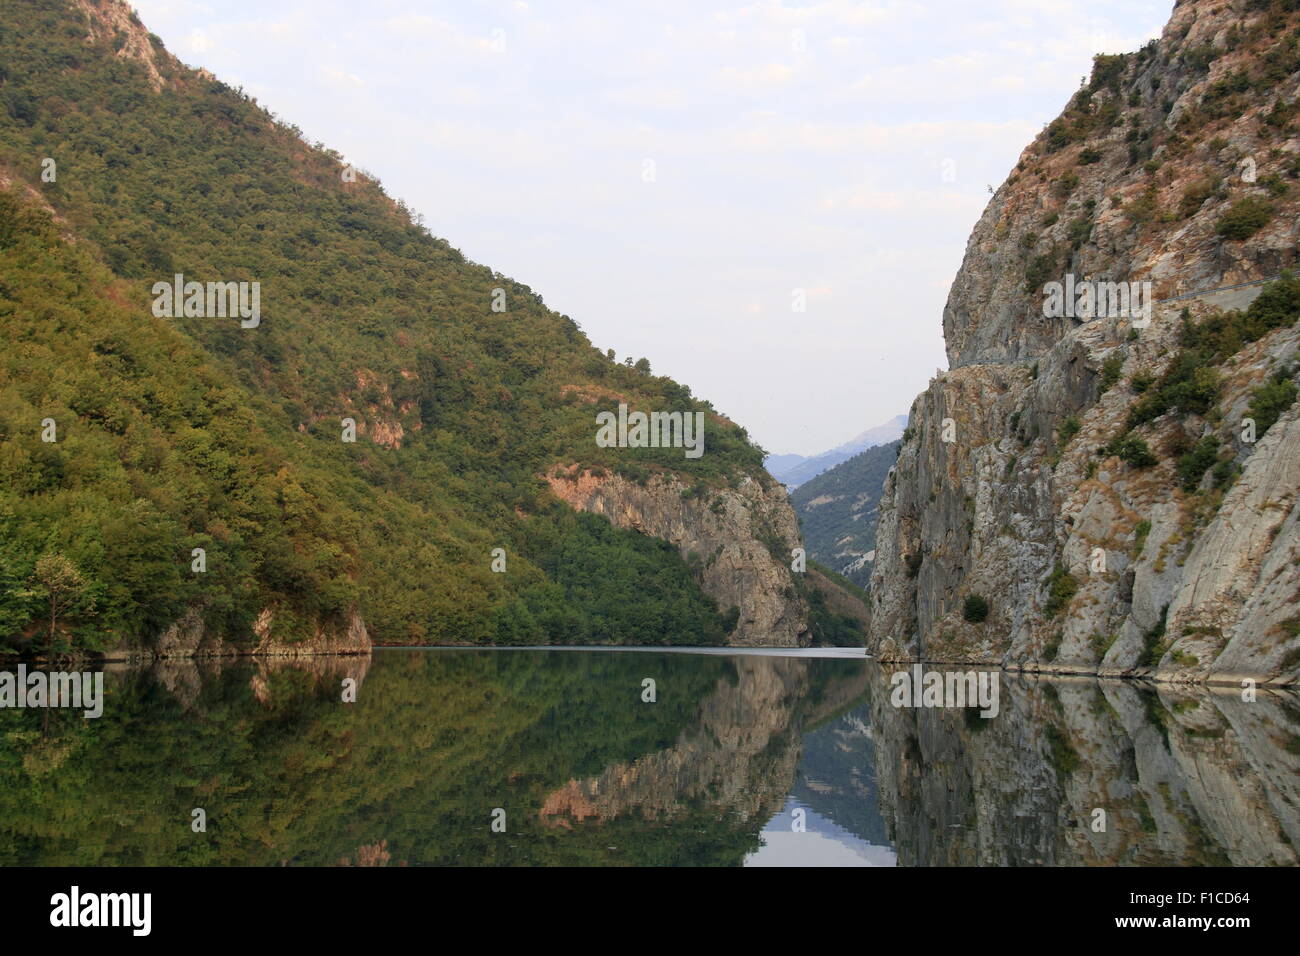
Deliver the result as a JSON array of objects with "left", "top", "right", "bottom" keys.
[
  {"left": 0, "top": 0, "right": 807, "bottom": 651},
  {"left": 871, "top": 0, "right": 1300, "bottom": 684},
  {"left": 792, "top": 439, "right": 900, "bottom": 587}
]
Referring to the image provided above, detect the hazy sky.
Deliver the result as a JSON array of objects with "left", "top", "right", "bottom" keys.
[{"left": 132, "top": 0, "right": 1172, "bottom": 456}]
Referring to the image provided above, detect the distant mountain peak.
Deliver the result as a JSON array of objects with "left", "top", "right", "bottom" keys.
[
  {"left": 827, "top": 414, "right": 910, "bottom": 457},
  {"left": 766, "top": 413, "right": 908, "bottom": 487}
]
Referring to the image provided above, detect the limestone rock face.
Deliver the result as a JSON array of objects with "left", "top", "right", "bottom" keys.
[
  {"left": 870, "top": 0, "right": 1300, "bottom": 683},
  {"left": 123, "top": 606, "right": 372, "bottom": 662},
  {"left": 545, "top": 465, "right": 809, "bottom": 646},
  {"left": 74, "top": 0, "right": 171, "bottom": 91}
]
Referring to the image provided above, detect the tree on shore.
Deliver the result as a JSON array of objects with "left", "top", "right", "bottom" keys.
[{"left": 26, "top": 553, "right": 92, "bottom": 654}]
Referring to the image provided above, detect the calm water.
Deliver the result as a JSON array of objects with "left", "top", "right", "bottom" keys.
[{"left": 1, "top": 649, "right": 1296, "bottom": 866}]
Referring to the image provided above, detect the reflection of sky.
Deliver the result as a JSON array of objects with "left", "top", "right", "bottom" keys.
[{"left": 745, "top": 799, "right": 896, "bottom": 867}]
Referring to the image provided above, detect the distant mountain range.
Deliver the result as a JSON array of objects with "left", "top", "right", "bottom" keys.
[
  {"left": 790, "top": 440, "right": 900, "bottom": 589},
  {"left": 766, "top": 415, "right": 907, "bottom": 487}
]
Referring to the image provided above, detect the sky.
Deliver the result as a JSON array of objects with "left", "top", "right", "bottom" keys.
[{"left": 131, "top": 0, "right": 1173, "bottom": 456}]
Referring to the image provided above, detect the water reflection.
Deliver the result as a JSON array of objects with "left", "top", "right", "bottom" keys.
[
  {"left": 0, "top": 651, "right": 1295, "bottom": 866},
  {"left": 870, "top": 669, "right": 1300, "bottom": 866},
  {"left": 746, "top": 706, "right": 897, "bottom": 867}
]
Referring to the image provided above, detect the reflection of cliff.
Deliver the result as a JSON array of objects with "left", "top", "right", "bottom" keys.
[
  {"left": 869, "top": 667, "right": 1300, "bottom": 865},
  {"left": 120, "top": 651, "right": 373, "bottom": 711},
  {"left": 539, "top": 656, "right": 868, "bottom": 828}
]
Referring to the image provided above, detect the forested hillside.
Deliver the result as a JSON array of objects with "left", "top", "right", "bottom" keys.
[
  {"left": 0, "top": 0, "right": 775, "bottom": 652},
  {"left": 792, "top": 441, "right": 899, "bottom": 588}
]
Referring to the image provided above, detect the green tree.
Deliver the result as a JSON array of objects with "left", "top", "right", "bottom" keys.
[{"left": 25, "top": 554, "right": 93, "bottom": 653}]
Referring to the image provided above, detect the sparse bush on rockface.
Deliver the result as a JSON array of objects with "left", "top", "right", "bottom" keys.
[
  {"left": 1043, "top": 565, "right": 1079, "bottom": 619},
  {"left": 962, "top": 593, "right": 990, "bottom": 623},
  {"left": 1216, "top": 197, "right": 1274, "bottom": 239},
  {"left": 1106, "top": 434, "right": 1158, "bottom": 469},
  {"left": 1247, "top": 373, "right": 1299, "bottom": 436}
]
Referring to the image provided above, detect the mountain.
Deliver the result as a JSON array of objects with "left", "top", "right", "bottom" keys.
[
  {"left": 870, "top": 0, "right": 1300, "bottom": 684},
  {"left": 766, "top": 414, "right": 907, "bottom": 487},
  {"left": 791, "top": 440, "right": 900, "bottom": 588},
  {"left": 0, "top": 0, "right": 812, "bottom": 653},
  {"left": 763, "top": 453, "right": 807, "bottom": 477}
]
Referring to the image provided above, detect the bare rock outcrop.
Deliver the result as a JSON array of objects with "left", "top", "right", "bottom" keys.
[
  {"left": 111, "top": 606, "right": 372, "bottom": 663},
  {"left": 545, "top": 465, "right": 809, "bottom": 646},
  {"left": 74, "top": 0, "right": 170, "bottom": 91}
]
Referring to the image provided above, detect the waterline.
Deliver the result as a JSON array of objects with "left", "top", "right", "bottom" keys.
[{"left": 378, "top": 645, "right": 869, "bottom": 660}]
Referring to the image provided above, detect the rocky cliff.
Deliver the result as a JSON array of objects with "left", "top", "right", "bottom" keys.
[
  {"left": 546, "top": 465, "right": 809, "bottom": 645},
  {"left": 111, "top": 607, "right": 372, "bottom": 662},
  {"left": 871, "top": 0, "right": 1300, "bottom": 684}
]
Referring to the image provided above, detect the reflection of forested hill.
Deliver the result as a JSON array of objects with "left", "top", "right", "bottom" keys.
[
  {"left": 0, "top": 650, "right": 869, "bottom": 866},
  {"left": 0, "top": 651, "right": 732, "bottom": 865}
]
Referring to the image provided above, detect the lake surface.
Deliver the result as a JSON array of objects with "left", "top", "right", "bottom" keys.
[{"left": 2, "top": 648, "right": 1296, "bottom": 866}]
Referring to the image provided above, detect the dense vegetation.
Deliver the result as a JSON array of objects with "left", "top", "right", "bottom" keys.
[
  {"left": 801, "top": 561, "right": 869, "bottom": 647},
  {"left": 0, "top": 1, "right": 771, "bottom": 651}
]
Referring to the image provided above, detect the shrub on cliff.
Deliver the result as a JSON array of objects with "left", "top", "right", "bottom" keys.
[
  {"left": 1247, "top": 373, "right": 1299, "bottom": 437},
  {"left": 1043, "top": 564, "right": 1080, "bottom": 619},
  {"left": 962, "top": 593, "right": 990, "bottom": 623},
  {"left": 1177, "top": 435, "right": 1221, "bottom": 490},
  {"left": 1099, "top": 355, "right": 1124, "bottom": 392},
  {"left": 1216, "top": 197, "right": 1274, "bottom": 239},
  {"left": 1105, "top": 433, "right": 1158, "bottom": 468},
  {"left": 1128, "top": 276, "right": 1299, "bottom": 435}
]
